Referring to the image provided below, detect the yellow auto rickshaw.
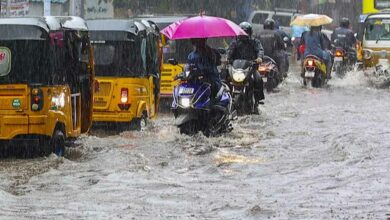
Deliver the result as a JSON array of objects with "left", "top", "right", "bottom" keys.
[
  {"left": 359, "top": 12, "right": 390, "bottom": 70},
  {"left": 0, "top": 16, "right": 95, "bottom": 157},
  {"left": 87, "top": 19, "right": 161, "bottom": 130}
]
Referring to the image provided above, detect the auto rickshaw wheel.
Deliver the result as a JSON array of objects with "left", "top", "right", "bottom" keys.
[
  {"left": 131, "top": 112, "right": 148, "bottom": 131},
  {"left": 51, "top": 130, "right": 65, "bottom": 157}
]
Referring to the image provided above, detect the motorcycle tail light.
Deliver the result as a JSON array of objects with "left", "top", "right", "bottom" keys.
[
  {"left": 307, "top": 60, "right": 315, "bottom": 67},
  {"left": 258, "top": 66, "right": 268, "bottom": 72},
  {"left": 335, "top": 50, "right": 343, "bottom": 57}
]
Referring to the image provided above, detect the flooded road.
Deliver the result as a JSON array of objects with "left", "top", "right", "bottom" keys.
[{"left": 0, "top": 71, "right": 389, "bottom": 219}]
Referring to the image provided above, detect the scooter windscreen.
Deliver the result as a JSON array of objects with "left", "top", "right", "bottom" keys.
[{"left": 232, "top": 59, "right": 252, "bottom": 70}]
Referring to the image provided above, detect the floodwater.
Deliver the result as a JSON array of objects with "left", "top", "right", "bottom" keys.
[{"left": 0, "top": 70, "right": 389, "bottom": 219}]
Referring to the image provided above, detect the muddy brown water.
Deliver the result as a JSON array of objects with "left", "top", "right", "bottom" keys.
[{"left": 0, "top": 71, "right": 389, "bottom": 219}]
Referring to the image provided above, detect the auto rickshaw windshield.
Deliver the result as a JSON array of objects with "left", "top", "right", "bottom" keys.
[
  {"left": 365, "top": 18, "right": 390, "bottom": 41},
  {"left": 93, "top": 41, "right": 146, "bottom": 77},
  {"left": 0, "top": 40, "right": 52, "bottom": 84}
]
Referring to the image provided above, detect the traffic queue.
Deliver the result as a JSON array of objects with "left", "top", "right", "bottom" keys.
[{"left": 0, "top": 8, "right": 389, "bottom": 157}]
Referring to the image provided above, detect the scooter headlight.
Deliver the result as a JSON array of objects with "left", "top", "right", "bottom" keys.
[
  {"left": 180, "top": 97, "right": 191, "bottom": 108},
  {"left": 232, "top": 70, "right": 246, "bottom": 82}
]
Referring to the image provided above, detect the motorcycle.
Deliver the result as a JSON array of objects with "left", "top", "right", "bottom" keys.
[
  {"left": 333, "top": 46, "right": 356, "bottom": 78},
  {"left": 303, "top": 55, "right": 328, "bottom": 88},
  {"left": 170, "top": 59, "right": 235, "bottom": 136},
  {"left": 227, "top": 59, "right": 258, "bottom": 115},
  {"left": 258, "top": 56, "right": 280, "bottom": 92}
]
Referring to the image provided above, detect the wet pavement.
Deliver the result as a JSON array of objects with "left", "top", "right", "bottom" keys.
[{"left": 0, "top": 70, "right": 389, "bottom": 219}]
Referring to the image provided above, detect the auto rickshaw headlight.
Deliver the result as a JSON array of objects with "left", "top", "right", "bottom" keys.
[{"left": 363, "top": 49, "right": 373, "bottom": 60}]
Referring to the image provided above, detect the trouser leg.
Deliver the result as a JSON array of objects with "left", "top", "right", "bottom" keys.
[
  {"left": 253, "top": 70, "right": 265, "bottom": 103},
  {"left": 326, "top": 59, "right": 332, "bottom": 79}
]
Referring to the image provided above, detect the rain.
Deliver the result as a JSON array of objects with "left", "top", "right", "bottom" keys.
[{"left": 0, "top": 0, "right": 389, "bottom": 219}]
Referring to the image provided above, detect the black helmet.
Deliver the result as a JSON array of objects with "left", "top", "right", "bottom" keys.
[
  {"left": 264, "top": 18, "right": 275, "bottom": 30},
  {"left": 340, "top": 17, "right": 350, "bottom": 28},
  {"left": 239, "top": 22, "right": 253, "bottom": 36}
]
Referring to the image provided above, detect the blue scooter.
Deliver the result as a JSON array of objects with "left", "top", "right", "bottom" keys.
[{"left": 169, "top": 59, "right": 235, "bottom": 136}]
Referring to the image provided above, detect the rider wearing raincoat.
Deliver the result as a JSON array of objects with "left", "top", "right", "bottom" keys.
[
  {"left": 300, "top": 25, "right": 333, "bottom": 78},
  {"left": 187, "top": 38, "right": 222, "bottom": 101}
]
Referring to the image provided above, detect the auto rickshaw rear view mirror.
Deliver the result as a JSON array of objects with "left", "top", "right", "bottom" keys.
[{"left": 168, "top": 58, "right": 178, "bottom": 65}]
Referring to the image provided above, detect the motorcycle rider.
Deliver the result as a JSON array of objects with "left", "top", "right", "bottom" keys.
[
  {"left": 187, "top": 38, "right": 222, "bottom": 102},
  {"left": 300, "top": 25, "right": 333, "bottom": 79},
  {"left": 227, "top": 21, "right": 265, "bottom": 113},
  {"left": 331, "top": 17, "right": 357, "bottom": 62},
  {"left": 256, "top": 18, "right": 287, "bottom": 77},
  {"left": 275, "top": 21, "right": 291, "bottom": 76}
]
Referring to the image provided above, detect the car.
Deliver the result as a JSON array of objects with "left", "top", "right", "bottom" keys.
[{"left": 248, "top": 10, "right": 302, "bottom": 35}]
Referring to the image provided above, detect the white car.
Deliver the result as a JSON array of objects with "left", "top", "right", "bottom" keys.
[{"left": 248, "top": 10, "right": 301, "bottom": 36}]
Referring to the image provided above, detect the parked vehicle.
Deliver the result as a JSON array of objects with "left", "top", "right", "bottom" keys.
[
  {"left": 258, "top": 56, "right": 280, "bottom": 92},
  {"left": 0, "top": 16, "right": 95, "bottom": 157},
  {"left": 88, "top": 19, "right": 161, "bottom": 130},
  {"left": 138, "top": 16, "right": 193, "bottom": 99},
  {"left": 303, "top": 55, "right": 328, "bottom": 88},
  {"left": 170, "top": 59, "right": 234, "bottom": 136}
]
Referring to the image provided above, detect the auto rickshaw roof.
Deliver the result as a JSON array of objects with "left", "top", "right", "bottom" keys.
[
  {"left": 135, "top": 15, "right": 191, "bottom": 29},
  {"left": 0, "top": 16, "right": 88, "bottom": 33},
  {"left": 45, "top": 16, "right": 88, "bottom": 31},
  {"left": 0, "top": 17, "right": 51, "bottom": 33},
  {"left": 366, "top": 13, "right": 390, "bottom": 19},
  {"left": 87, "top": 19, "right": 145, "bottom": 35}
]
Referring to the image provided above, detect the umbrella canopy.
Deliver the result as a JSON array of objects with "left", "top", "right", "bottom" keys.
[
  {"left": 160, "top": 15, "right": 247, "bottom": 40},
  {"left": 290, "top": 14, "right": 333, "bottom": 26}
]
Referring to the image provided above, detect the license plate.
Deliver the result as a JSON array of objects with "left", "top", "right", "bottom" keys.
[
  {"left": 334, "top": 57, "right": 343, "bottom": 61},
  {"left": 262, "top": 77, "right": 267, "bottom": 82},
  {"left": 179, "top": 87, "right": 194, "bottom": 94},
  {"left": 305, "top": 71, "right": 315, "bottom": 78}
]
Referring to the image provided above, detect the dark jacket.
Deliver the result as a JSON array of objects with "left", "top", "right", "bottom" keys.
[
  {"left": 187, "top": 46, "right": 222, "bottom": 90},
  {"left": 331, "top": 27, "right": 357, "bottom": 49},
  {"left": 227, "top": 37, "right": 264, "bottom": 62},
  {"left": 276, "top": 29, "right": 292, "bottom": 48},
  {"left": 256, "top": 29, "right": 285, "bottom": 57}
]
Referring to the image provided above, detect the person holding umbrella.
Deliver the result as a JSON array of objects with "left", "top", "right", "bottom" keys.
[
  {"left": 187, "top": 38, "right": 222, "bottom": 102},
  {"left": 160, "top": 15, "right": 248, "bottom": 103},
  {"left": 292, "top": 14, "right": 334, "bottom": 79}
]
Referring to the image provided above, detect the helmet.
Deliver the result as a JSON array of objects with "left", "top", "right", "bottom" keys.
[
  {"left": 264, "top": 18, "right": 275, "bottom": 30},
  {"left": 340, "top": 17, "right": 350, "bottom": 28},
  {"left": 239, "top": 22, "right": 253, "bottom": 36}
]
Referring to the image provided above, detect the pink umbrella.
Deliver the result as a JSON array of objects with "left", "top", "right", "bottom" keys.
[{"left": 161, "top": 15, "right": 247, "bottom": 40}]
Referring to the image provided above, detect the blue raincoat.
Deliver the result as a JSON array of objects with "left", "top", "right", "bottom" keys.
[{"left": 303, "top": 31, "right": 331, "bottom": 62}]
